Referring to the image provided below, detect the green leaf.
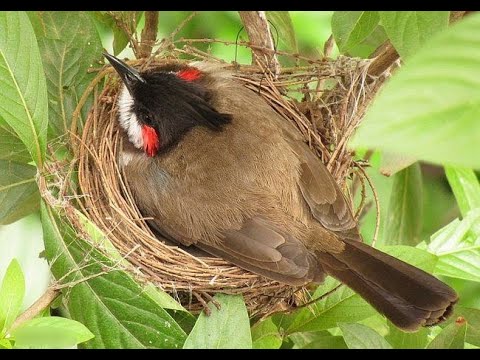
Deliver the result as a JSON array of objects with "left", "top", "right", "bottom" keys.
[
  {"left": 383, "top": 163, "right": 423, "bottom": 246},
  {"left": 0, "top": 160, "right": 39, "bottom": 225},
  {"left": 299, "top": 332, "right": 348, "bottom": 349},
  {"left": 385, "top": 320, "right": 429, "bottom": 349},
  {"left": 0, "top": 259, "right": 25, "bottom": 336},
  {"left": 0, "top": 338, "right": 13, "bottom": 349},
  {"left": 274, "top": 245, "right": 438, "bottom": 335},
  {"left": 347, "top": 24, "right": 387, "bottom": 58},
  {"left": 454, "top": 307, "right": 480, "bottom": 347},
  {"left": 93, "top": 12, "right": 143, "bottom": 55},
  {"left": 428, "top": 209, "right": 480, "bottom": 282},
  {"left": 143, "top": 283, "right": 187, "bottom": 312},
  {"left": 379, "top": 11, "right": 449, "bottom": 58},
  {"left": 40, "top": 201, "right": 186, "bottom": 348},
  {"left": 380, "top": 245, "right": 438, "bottom": 273},
  {"left": 11, "top": 316, "right": 94, "bottom": 349},
  {"left": 445, "top": 166, "right": 480, "bottom": 217},
  {"left": 266, "top": 12, "right": 298, "bottom": 53},
  {"left": 339, "top": 323, "right": 392, "bottom": 349},
  {"left": 0, "top": 12, "right": 48, "bottom": 167},
  {"left": 0, "top": 125, "right": 31, "bottom": 163},
  {"left": 350, "top": 13, "right": 480, "bottom": 169},
  {"left": 183, "top": 294, "right": 252, "bottom": 349},
  {"left": 251, "top": 318, "right": 282, "bottom": 349},
  {"left": 276, "top": 277, "right": 376, "bottom": 334},
  {"left": 331, "top": 11, "right": 380, "bottom": 54},
  {"left": 76, "top": 209, "right": 187, "bottom": 313},
  {"left": 427, "top": 318, "right": 466, "bottom": 349},
  {"left": 28, "top": 11, "right": 103, "bottom": 139},
  {"left": 380, "top": 152, "right": 416, "bottom": 177}
]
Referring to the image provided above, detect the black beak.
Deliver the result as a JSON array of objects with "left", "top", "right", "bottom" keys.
[{"left": 103, "top": 52, "right": 145, "bottom": 92}]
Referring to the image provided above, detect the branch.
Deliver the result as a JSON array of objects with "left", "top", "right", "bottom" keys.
[
  {"left": 139, "top": 11, "right": 159, "bottom": 58},
  {"left": 368, "top": 42, "right": 399, "bottom": 78},
  {"left": 238, "top": 11, "right": 280, "bottom": 76},
  {"left": 9, "top": 288, "right": 60, "bottom": 332}
]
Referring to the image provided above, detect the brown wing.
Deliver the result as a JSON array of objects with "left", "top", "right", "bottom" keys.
[
  {"left": 149, "top": 214, "right": 324, "bottom": 286},
  {"left": 197, "top": 217, "right": 324, "bottom": 286},
  {"left": 284, "top": 132, "right": 357, "bottom": 233}
]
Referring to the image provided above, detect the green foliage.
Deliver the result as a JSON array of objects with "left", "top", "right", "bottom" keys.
[
  {"left": 0, "top": 160, "right": 39, "bottom": 224},
  {"left": 379, "top": 11, "right": 449, "bottom": 58},
  {"left": 351, "top": 13, "right": 480, "bottom": 169},
  {"left": 0, "top": 12, "right": 48, "bottom": 167},
  {"left": 339, "top": 323, "right": 392, "bottom": 349},
  {"left": 331, "top": 11, "right": 382, "bottom": 57},
  {"left": 273, "top": 277, "right": 376, "bottom": 334},
  {"left": 183, "top": 294, "right": 252, "bottom": 349},
  {"left": 0, "top": 126, "right": 31, "bottom": 163},
  {"left": 383, "top": 163, "right": 423, "bottom": 245},
  {"left": 385, "top": 321, "right": 429, "bottom": 349},
  {"left": 296, "top": 331, "right": 347, "bottom": 349},
  {"left": 453, "top": 307, "right": 480, "bottom": 347},
  {"left": 28, "top": 11, "right": 103, "bottom": 139},
  {"left": 266, "top": 12, "right": 297, "bottom": 53},
  {"left": 0, "top": 259, "right": 93, "bottom": 348},
  {"left": 41, "top": 202, "right": 186, "bottom": 349},
  {"left": 11, "top": 317, "right": 94, "bottom": 349},
  {"left": 427, "top": 319, "right": 466, "bottom": 349},
  {"left": 445, "top": 166, "right": 480, "bottom": 217},
  {"left": 92, "top": 12, "right": 143, "bottom": 56},
  {"left": 428, "top": 208, "right": 480, "bottom": 282},
  {"left": 251, "top": 318, "right": 282, "bottom": 349},
  {"left": 0, "top": 259, "right": 25, "bottom": 337}
]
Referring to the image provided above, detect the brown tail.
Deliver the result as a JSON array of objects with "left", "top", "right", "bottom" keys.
[{"left": 316, "top": 238, "right": 458, "bottom": 332}]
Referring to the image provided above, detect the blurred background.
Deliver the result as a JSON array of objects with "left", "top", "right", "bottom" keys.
[{"left": 2, "top": 11, "right": 476, "bottom": 312}]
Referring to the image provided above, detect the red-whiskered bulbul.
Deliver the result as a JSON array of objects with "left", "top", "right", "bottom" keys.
[{"left": 104, "top": 52, "right": 458, "bottom": 331}]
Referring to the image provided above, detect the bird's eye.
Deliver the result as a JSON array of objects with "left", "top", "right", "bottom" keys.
[{"left": 144, "top": 115, "right": 153, "bottom": 125}]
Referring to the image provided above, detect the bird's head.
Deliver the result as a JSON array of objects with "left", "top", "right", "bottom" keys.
[{"left": 104, "top": 53, "right": 231, "bottom": 157}]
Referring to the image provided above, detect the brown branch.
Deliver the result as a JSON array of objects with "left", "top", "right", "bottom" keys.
[
  {"left": 139, "top": 11, "right": 159, "bottom": 58},
  {"left": 9, "top": 288, "right": 60, "bottom": 332},
  {"left": 368, "top": 42, "right": 399, "bottom": 78},
  {"left": 450, "top": 11, "right": 467, "bottom": 23},
  {"left": 238, "top": 11, "right": 280, "bottom": 76}
]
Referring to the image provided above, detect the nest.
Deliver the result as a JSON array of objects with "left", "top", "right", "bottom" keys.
[{"left": 45, "top": 40, "right": 381, "bottom": 317}]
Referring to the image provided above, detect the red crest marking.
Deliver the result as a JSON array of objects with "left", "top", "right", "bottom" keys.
[
  {"left": 142, "top": 125, "right": 160, "bottom": 157},
  {"left": 177, "top": 68, "right": 202, "bottom": 81}
]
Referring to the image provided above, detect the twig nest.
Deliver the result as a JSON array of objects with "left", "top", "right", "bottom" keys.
[{"left": 72, "top": 49, "right": 373, "bottom": 317}]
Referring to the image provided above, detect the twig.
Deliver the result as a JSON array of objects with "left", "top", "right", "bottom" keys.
[
  {"left": 9, "top": 288, "right": 60, "bottom": 332},
  {"left": 356, "top": 165, "right": 381, "bottom": 247},
  {"left": 238, "top": 11, "right": 280, "bottom": 76},
  {"left": 368, "top": 42, "right": 399, "bottom": 78},
  {"left": 323, "top": 34, "right": 335, "bottom": 58},
  {"left": 70, "top": 68, "right": 110, "bottom": 154},
  {"left": 139, "top": 11, "right": 159, "bottom": 58}
]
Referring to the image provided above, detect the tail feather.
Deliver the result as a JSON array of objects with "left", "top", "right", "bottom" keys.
[{"left": 317, "top": 238, "right": 458, "bottom": 332}]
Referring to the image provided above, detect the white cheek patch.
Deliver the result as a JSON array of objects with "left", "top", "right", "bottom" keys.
[{"left": 117, "top": 86, "right": 144, "bottom": 149}]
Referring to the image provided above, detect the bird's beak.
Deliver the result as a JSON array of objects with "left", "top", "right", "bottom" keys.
[{"left": 103, "top": 52, "right": 145, "bottom": 92}]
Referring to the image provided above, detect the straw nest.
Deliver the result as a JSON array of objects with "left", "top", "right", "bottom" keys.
[{"left": 45, "top": 39, "right": 381, "bottom": 317}]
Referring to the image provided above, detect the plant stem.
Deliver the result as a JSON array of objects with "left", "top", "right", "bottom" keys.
[
  {"left": 238, "top": 11, "right": 280, "bottom": 77},
  {"left": 9, "top": 288, "right": 60, "bottom": 332},
  {"left": 139, "top": 11, "right": 159, "bottom": 58}
]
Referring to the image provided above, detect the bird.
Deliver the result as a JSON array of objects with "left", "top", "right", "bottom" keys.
[{"left": 103, "top": 52, "right": 458, "bottom": 332}]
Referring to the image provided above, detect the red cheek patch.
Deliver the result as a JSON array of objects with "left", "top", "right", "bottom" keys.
[
  {"left": 142, "top": 125, "right": 160, "bottom": 157},
  {"left": 177, "top": 68, "right": 202, "bottom": 81}
]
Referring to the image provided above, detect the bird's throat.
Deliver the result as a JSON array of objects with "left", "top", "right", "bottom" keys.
[{"left": 142, "top": 125, "right": 160, "bottom": 157}]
